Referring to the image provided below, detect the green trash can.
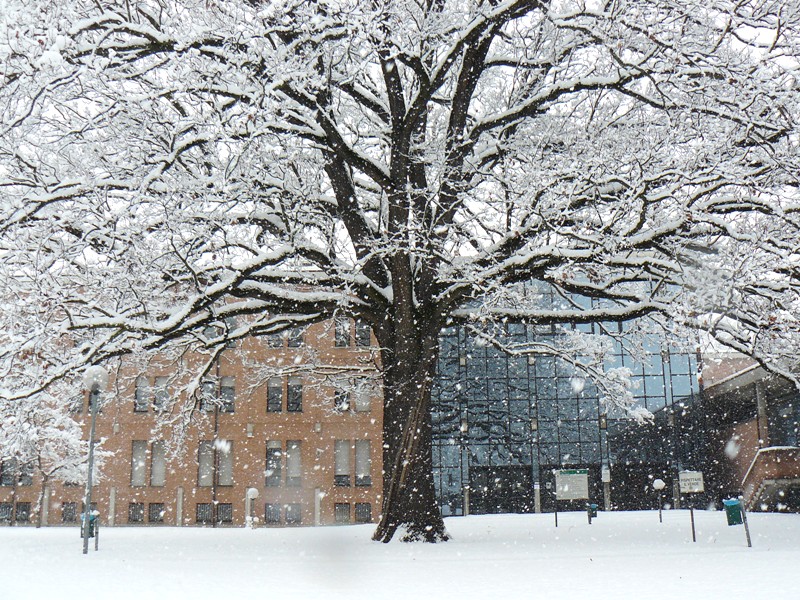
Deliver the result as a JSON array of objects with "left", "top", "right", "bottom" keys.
[
  {"left": 588, "top": 503, "right": 598, "bottom": 518},
  {"left": 723, "top": 499, "right": 743, "bottom": 526}
]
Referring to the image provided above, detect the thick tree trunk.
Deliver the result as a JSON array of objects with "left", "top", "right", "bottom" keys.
[{"left": 372, "top": 335, "right": 449, "bottom": 543}]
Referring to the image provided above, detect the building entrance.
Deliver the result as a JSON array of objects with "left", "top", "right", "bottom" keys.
[{"left": 468, "top": 466, "right": 534, "bottom": 514}]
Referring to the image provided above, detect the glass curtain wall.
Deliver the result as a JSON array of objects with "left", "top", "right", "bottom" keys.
[{"left": 431, "top": 316, "right": 700, "bottom": 515}]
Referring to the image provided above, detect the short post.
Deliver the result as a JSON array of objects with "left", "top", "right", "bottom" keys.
[
  {"left": 739, "top": 495, "right": 752, "bottom": 548},
  {"left": 587, "top": 502, "right": 592, "bottom": 525},
  {"left": 94, "top": 516, "right": 99, "bottom": 551},
  {"left": 653, "top": 479, "right": 666, "bottom": 523}
]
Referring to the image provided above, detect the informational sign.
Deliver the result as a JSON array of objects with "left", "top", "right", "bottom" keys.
[
  {"left": 679, "top": 471, "right": 705, "bottom": 494},
  {"left": 554, "top": 469, "right": 589, "bottom": 500}
]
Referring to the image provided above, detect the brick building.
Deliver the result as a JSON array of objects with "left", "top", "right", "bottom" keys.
[{"left": 0, "top": 317, "right": 383, "bottom": 528}]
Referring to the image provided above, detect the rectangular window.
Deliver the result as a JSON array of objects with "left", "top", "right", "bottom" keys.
[
  {"left": 334, "top": 389, "right": 350, "bottom": 412},
  {"left": 153, "top": 376, "right": 169, "bottom": 411},
  {"left": 286, "top": 440, "right": 301, "bottom": 487},
  {"left": 335, "top": 317, "right": 351, "bottom": 347},
  {"left": 353, "top": 388, "right": 371, "bottom": 412},
  {"left": 0, "top": 503, "right": 11, "bottom": 522},
  {"left": 354, "top": 502, "right": 372, "bottom": 524},
  {"left": 148, "top": 503, "right": 165, "bottom": 523},
  {"left": 334, "top": 502, "right": 351, "bottom": 524},
  {"left": 267, "top": 332, "right": 283, "bottom": 348},
  {"left": 285, "top": 503, "right": 301, "bottom": 525},
  {"left": 18, "top": 462, "right": 33, "bottom": 486},
  {"left": 200, "top": 379, "right": 216, "bottom": 412},
  {"left": 131, "top": 440, "right": 147, "bottom": 487},
  {"left": 287, "top": 327, "right": 303, "bottom": 347},
  {"left": 220, "top": 376, "right": 235, "bottom": 413},
  {"left": 265, "top": 503, "right": 281, "bottom": 524},
  {"left": 267, "top": 377, "right": 283, "bottom": 413},
  {"left": 355, "top": 320, "right": 371, "bottom": 347},
  {"left": 224, "top": 316, "right": 238, "bottom": 348},
  {"left": 287, "top": 376, "right": 302, "bottom": 412},
  {"left": 128, "top": 502, "right": 145, "bottom": 523},
  {"left": 217, "top": 440, "right": 234, "bottom": 486},
  {"left": 334, "top": 440, "right": 351, "bottom": 487},
  {"left": 150, "top": 441, "right": 166, "bottom": 487},
  {"left": 15, "top": 502, "right": 31, "bottom": 523},
  {"left": 62, "top": 502, "right": 78, "bottom": 523},
  {"left": 217, "top": 503, "right": 233, "bottom": 523},
  {"left": 266, "top": 441, "right": 282, "bottom": 487},
  {"left": 196, "top": 503, "right": 213, "bottom": 524},
  {"left": 355, "top": 440, "right": 372, "bottom": 486},
  {"left": 0, "top": 459, "right": 16, "bottom": 486},
  {"left": 134, "top": 376, "right": 149, "bottom": 412},
  {"left": 198, "top": 441, "right": 214, "bottom": 487}
]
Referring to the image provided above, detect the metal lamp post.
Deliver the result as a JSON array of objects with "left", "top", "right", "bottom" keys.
[
  {"left": 653, "top": 478, "right": 666, "bottom": 523},
  {"left": 82, "top": 365, "right": 108, "bottom": 555}
]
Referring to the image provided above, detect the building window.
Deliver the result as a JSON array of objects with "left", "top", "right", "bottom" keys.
[
  {"left": 287, "top": 327, "right": 304, "bottom": 347},
  {"left": 355, "top": 440, "right": 372, "bottom": 486},
  {"left": 287, "top": 376, "right": 302, "bottom": 412},
  {"left": 150, "top": 441, "right": 166, "bottom": 487},
  {"left": 267, "top": 377, "right": 282, "bottom": 413},
  {"left": 217, "top": 503, "right": 233, "bottom": 523},
  {"left": 131, "top": 440, "right": 147, "bottom": 487},
  {"left": 198, "top": 441, "right": 214, "bottom": 487},
  {"left": 285, "top": 503, "right": 301, "bottom": 525},
  {"left": 0, "top": 460, "right": 14, "bottom": 486},
  {"left": 15, "top": 502, "right": 31, "bottom": 523},
  {"left": 353, "top": 387, "right": 371, "bottom": 412},
  {"left": 134, "top": 376, "right": 149, "bottom": 412},
  {"left": 200, "top": 379, "right": 216, "bottom": 412},
  {"left": 62, "top": 502, "right": 78, "bottom": 523},
  {"left": 267, "top": 332, "right": 283, "bottom": 348},
  {"left": 153, "top": 376, "right": 169, "bottom": 411},
  {"left": 334, "top": 503, "right": 351, "bottom": 524},
  {"left": 18, "top": 462, "right": 32, "bottom": 486},
  {"left": 355, "top": 502, "right": 372, "bottom": 524},
  {"left": 355, "top": 319, "right": 371, "bottom": 347},
  {"left": 266, "top": 441, "right": 282, "bottom": 487},
  {"left": 128, "top": 502, "right": 145, "bottom": 523},
  {"left": 196, "top": 503, "right": 213, "bottom": 524},
  {"left": 286, "top": 440, "right": 302, "bottom": 487},
  {"left": 148, "top": 503, "right": 165, "bottom": 523},
  {"left": 220, "top": 376, "right": 235, "bottom": 413},
  {"left": 0, "top": 503, "right": 11, "bottom": 522},
  {"left": 217, "top": 440, "right": 234, "bottom": 486},
  {"left": 335, "top": 317, "right": 351, "bottom": 347},
  {"left": 265, "top": 503, "right": 281, "bottom": 524},
  {"left": 334, "top": 388, "right": 350, "bottom": 413},
  {"left": 334, "top": 440, "right": 351, "bottom": 487},
  {"left": 0, "top": 459, "right": 30, "bottom": 486}
]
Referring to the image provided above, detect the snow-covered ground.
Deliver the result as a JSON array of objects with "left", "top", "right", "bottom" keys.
[{"left": 2, "top": 510, "right": 797, "bottom": 599}]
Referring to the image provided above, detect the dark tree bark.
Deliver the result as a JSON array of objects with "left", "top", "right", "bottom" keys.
[{"left": 372, "top": 309, "right": 450, "bottom": 543}]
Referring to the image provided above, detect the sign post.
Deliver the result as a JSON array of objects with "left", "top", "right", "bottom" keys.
[
  {"left": 678, "top": 471, "right": 704, "bottom": 543},
  {"left": 723, "top": 496, "right": 753, "bottom": 548},
  {"left": 653, "top": 478, "right": 666, "bottom": 523},
  {"left": 554, "top": 469, "right": 590, "bottom": 527}
]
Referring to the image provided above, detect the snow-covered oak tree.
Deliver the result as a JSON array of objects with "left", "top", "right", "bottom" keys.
[{"left": 2, "top": 0, "right": 800, "bottom": 541}]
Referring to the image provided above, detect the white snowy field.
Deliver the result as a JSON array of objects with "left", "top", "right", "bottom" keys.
[{"left": 1, "top": 510, "right": 797, "bottom": 600}]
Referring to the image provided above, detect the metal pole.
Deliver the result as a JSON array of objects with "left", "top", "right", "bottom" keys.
[
  {"left": 739, "top": 495, "right": 752, "bottom": 548},
  {"left": 82, "top": 387, "right": 99, "bottom": 555},
  {"left": 658, "top": 491, "right": 663, "bottom": 523},
  {"left": 95, "top": 520, "right": 99, "bottom": 551},
  {"left": 689, "top": 506, "right": 696, "bottom": 543}
]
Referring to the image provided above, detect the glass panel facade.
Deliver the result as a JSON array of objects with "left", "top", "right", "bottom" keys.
[{"left": 431, "top": 319, "right": 699, "bottom": 515}]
